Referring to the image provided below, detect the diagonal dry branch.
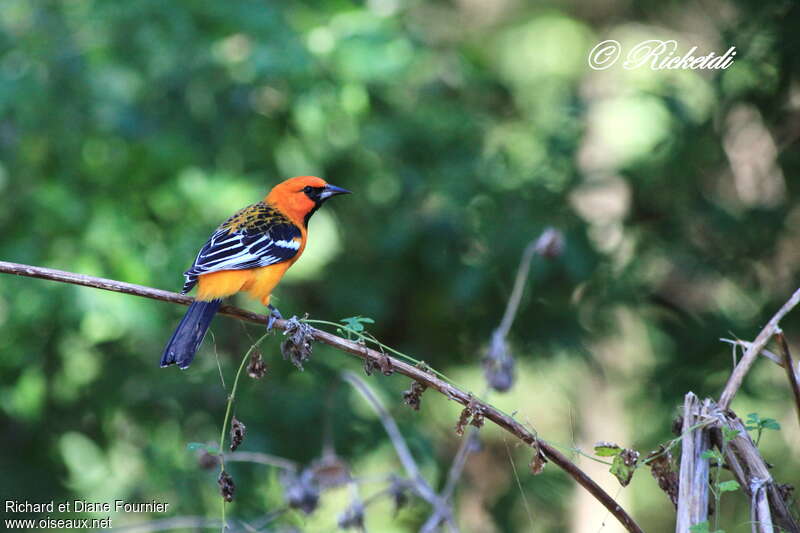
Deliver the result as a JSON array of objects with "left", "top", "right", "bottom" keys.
[
  {"left": 718, "top": 286, "right": 800, "bottom": 410},
  {"left": 717, "top": 414, "right": 783, "bottom": 533},
  {"left": 0, "top": 260, "right": 644, "bottom": 533},
  {"left": 774, "top": 329, "right": 800, "bottom": 428}
]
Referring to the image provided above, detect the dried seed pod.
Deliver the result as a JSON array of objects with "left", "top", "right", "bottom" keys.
[
  {"left": 229, "top": 417, "right": 246, "bottom": 451},
  {"left": 535, "top": 227, "right": 565, "bottom": 259},
  {"left": 483, "top": 330, "right": 515, "bottom": 392},
  {"left": 529, "top": 439, "right": 548, "bottom": 475},
  {"left": 363, "top": 358, "right": 381, "bottom": 376},
  {"left": 402, "top": 381, "right": 427, "bottom": 411},
  {"left": 777, "top": 483, "right": 794, "bottom": 504},
  {"left": 455, "top": 397, "right": 485, "bottom": 435},
  {"left": 455, "top": 406, "right": 472, "bottom": 436},
  {"left": 218, "top": 470, "right": 235, "bottom": 502},
  {"left": 247, "top": 348, "right": 268, "bottom": 379},
  {"left": 282, "top": 469, "right": 320, "bottom": 515},
  {"left": 281, "top": 317, "right": 314, "bottom": 371},
  {"left": 388, "top": 475, "right": 409, "bottom": 515},
  {"left": 469, "top": 404, "right": 485, "bottom": 428},
  {"left": 646, "top": 445, "right": 678, "bottom": 508},
  {"left": 310, "top": 454, "right": 350, "bottom": 489},
  {"left": 337, "top": 502, "right": 365, "bottom": 529}
]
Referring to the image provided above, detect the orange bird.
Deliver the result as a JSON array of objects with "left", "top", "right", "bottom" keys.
[{"left": 161, "top": 176, "right": 350, "bottom": 369}]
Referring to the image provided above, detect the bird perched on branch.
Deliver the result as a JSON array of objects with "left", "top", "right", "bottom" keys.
[{"left": 161, "top": 176, "right": 350, "bottom": 369}]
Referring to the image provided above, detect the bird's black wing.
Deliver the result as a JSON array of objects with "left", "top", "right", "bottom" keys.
[{"left": 181, "top": 203, "right": 302, "bottom": 293}]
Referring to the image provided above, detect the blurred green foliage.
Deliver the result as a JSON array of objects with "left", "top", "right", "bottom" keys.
[{"left": 1, "top": 0, "right": 799, "bottom": 531}]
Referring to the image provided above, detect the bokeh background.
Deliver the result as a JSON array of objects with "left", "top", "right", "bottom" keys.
[{"left": 1, "top": 0, "right": 799, "bottom": 531}]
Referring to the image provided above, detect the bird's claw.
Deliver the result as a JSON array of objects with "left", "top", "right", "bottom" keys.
[{"left": 267, "top": 305, "right": 283, "bottom": 331}]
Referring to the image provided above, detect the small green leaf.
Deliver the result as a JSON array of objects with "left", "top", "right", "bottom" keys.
[
  {"left": 745, "top": 413, "right": 760, "bottom": 431},
  {"left": 689, "top": 521, "right": 710, "bottom": 533},
  {"left": 718, "top": 480, "right": 740, "bottom": 493},
  {"left": 722, "top": 427, "right": 739, "bottom": 444},
  {"left": 609, "top": 449, "right": 639, "bottom": 486},
  {"left": 701, "top": 449, "right": 723, "bottom": 462},
  {"left": 594, "top": 442, "right": 622, "bottom": 457},
  {"left": 340, "top": 316, "right": 376, "bottom": 333},
  {"left": 745, "top": 413, "right": 781, "bottom": 434},
  {"left": 761, "top": 419, "right": 781, "bottom": 431},
  {"left": 689, "top": 521, "right": 725, "bottom": 533}
]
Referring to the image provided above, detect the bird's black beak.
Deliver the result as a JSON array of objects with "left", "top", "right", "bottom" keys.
[{"left": 319, "top": 184, "right": 351, "bottom": 200}]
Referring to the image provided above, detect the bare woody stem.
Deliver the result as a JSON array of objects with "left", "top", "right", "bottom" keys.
[
  {"left": 495, "top": 228, "right": 561, "bottom": 339},
  {"left": 775, "top": 329, "right": 800, "bottom": 429},
  {"left": 343, "top": 372, "right": 457, "bottom": 533},
  {"left": 0, "top": 260, "right": 643, "bottom": 533},
  {"left": 721, "top": 338, "right": 798, "bottom": 377},
  {"left": 496, "top": 239, "right": 539, "bottom": 339},
  {"left": 718, "top": 286, "right": 800, "bottom": 410},
  {"left": 675, "top": 393, "right": 711, "bottom": 532},
  {"left": 224, "top": 451, "right": 297, "bottom": 471}
]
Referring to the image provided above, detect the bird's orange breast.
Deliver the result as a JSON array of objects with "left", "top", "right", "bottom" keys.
[{"left": 195, "top": 241, "right": 304, "bottom": 306}]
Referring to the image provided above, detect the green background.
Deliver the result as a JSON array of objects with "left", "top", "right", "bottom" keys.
[{"left": 1, "top": 0, "right": 799, "bottom": 531}]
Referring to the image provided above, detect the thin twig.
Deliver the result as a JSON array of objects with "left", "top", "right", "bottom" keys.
[
  {"left": 720, "top": 338, "right": 796, "bottom": 375},
  {"left": 224, "top": 451, "right": 297, "bottom": 471},
  {"left": 217, "top": 333, "right": 268, "bottom": 532},
  {"left": 0, "top": 260, "right": 643, "bottom": 533},
  {"left": 718, "top": 286, "right": 800, "bottom": 410},
  {"left": 441, "top": 430, "right": 478, "bottom": 503},
  {"left": 497, "top": 240, "right": 539, "bottom": 338},
  {"left": 504, "top": 436, "right": 535, "bottom": 529},
  {"left": 496, "top": 228, "right": 560, "bottom": 338},
  {"left": 423, "top": 428, "right": 480, "bottom": 531},
  {"left": 342, "top": 371, "right": 450, "bottom": 512},
  {"left": 341, "top": 372, "right": 434, "bottom": 498},
  {"left": 774, "top": 329, "right": 800, "bottom": 429},
  {"left": 0, "top": 261, "right": 268, "bottom": 325},
  {"left": 342, "top": 371, "right": 457, "bottom": 532}
]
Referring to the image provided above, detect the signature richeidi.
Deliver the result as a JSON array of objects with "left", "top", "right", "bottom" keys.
[{"left": 588, "top": 39, "right": 737, "bottom": 71}]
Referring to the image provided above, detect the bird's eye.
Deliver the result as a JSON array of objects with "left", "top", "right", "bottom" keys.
[{"left": 303, "top": 186, "right": 313, "bottom": 194}]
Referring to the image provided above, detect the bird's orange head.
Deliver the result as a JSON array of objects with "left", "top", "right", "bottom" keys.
[{"left": 265, "top": 176, "right": 351, "bottom": 227}]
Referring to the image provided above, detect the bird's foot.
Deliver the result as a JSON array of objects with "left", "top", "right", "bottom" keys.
[{"left": 266, "top": 304, "right": 283, "bottom": 331}]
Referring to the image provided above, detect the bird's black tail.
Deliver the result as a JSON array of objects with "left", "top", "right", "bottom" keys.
[{"left": 160, "top": 299, "right": 222, "bottom": 369}]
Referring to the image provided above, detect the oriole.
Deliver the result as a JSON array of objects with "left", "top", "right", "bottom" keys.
[{"left": 160, "top": 176, "right": 350, "bottom": 369}]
